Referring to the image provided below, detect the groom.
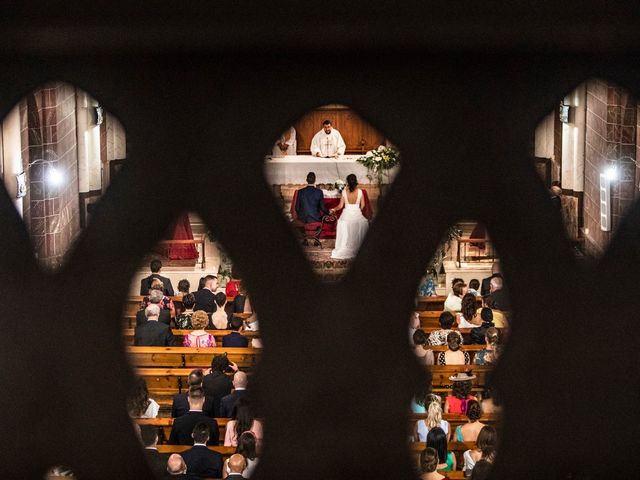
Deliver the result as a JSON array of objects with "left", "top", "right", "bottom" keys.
[{"left": 295, "top": 172, "right": 329, "bottom": 223}]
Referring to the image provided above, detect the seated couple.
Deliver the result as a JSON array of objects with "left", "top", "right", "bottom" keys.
[{"left": 294, "top": 171, "right": 372, "bottom": 259}]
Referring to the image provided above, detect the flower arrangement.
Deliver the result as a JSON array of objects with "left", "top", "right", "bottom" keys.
[
  {"left": 333, "top": 179, "right": 345, "bottom": 193},
  {"left": 357, "top": 145, "right": 400, "bottom": 185}
]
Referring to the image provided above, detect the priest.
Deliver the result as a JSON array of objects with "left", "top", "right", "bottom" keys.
[{"left": 310, "top": 120, "right": 346, "bottom": 158}]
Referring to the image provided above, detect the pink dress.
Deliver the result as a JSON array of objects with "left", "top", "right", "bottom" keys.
[
  {"left": 446, "top": 395, "right": 477, "bottom": 414},
  {"left": 183, "top": 331, "right": 216, "bottom": 347},
  {"left": 223, "top": 419, "right": 263, "bottom": 447}
]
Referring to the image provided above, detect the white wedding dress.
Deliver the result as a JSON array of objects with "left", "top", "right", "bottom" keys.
[{"left": 331, "top": 188, "right": 369, "bottom": 259}]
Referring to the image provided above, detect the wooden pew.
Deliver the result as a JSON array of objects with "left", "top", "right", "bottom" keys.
[
  {"left": 416, "top": 296, "right": 482, "bottom": 312},
  {"left": 128, "top": 347, "right": 260, "bottom": 369},
  {"left": 135, "top": 417, "right": 230, "bottom": 444},
  {"left": 123, "top": 329, "right": 260, "bottom": 346},
  {"left": 156, "top": 444, "right": 236, "bottom": 460},
  {"left": 125, "top": 295, "right": 235, "bottom": 318}
]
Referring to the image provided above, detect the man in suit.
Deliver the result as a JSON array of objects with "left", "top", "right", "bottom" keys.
[
  {"left": 222, "top": 317, "right": 249, "bottom": 348},
  {"left": 171, "top": 369, "right": 215, "bottom": 418},
  {"left": 134, "top": 304, "right": 175, "bottom": 346},
  {"left": 194, "top": 275, "right": 217, "bottom": 315},
  {"left": 140, "top": 425, "right": 169, "bottom": 479},
  {"left": 136, "top": 289, "right": 171, "bottom": 326},
  {"left": 481, "top": 261, "right": 502, "bottom": 297},
  {"left": 226, "top": 454, "right": 248, "bottom": 480},
  {"left": 169, "top": 386, "right": 219, "bottom": 445},
  {"left": 166, "top": 454, "right": 189, "bottom": 478},
  {"left": 140, "top": 259, "right": 175, "bottom": 296},
  {"left": 484, "top": 276, "right": 511, "bottom": 312},
  {"left": 181, "top": 422, "right": 223, "bottom": 479},
  {"left": 219, "top": 371, "right": 248, "bottom": 417},
  {"left": 295, "top": 171, "right": 328, "bottom": 223},
  {"left": 203, "top": 355, "right": 238, "bottom": 417}
]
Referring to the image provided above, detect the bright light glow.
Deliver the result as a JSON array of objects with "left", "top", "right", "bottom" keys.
[
  {"left": 47, "top": 166, "right": 64, "bottom": 186},
  {"left": 605, "top": 166, "right": 617, "bottom": 181}
]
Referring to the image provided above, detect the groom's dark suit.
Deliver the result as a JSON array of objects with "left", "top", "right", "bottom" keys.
[{"left": 295, "top": 185, "right": 328, "bottom": 223}]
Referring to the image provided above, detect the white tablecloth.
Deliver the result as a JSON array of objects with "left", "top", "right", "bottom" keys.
[{"left": 264, "top": 155, "right": 397, "bottom": 185}]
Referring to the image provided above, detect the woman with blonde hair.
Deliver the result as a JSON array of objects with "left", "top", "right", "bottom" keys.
[
  {"left": 416, "top": 398, "right": 450, "bottom": 441},
  {"left": 183, "top": 310, "right": 216, "bottom": 347}
]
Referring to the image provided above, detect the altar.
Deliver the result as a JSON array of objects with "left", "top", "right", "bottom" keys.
[{"left": 264, "top": 154, "right": 397, "bottom": 185}]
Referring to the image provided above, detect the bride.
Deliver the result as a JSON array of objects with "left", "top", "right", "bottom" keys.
[{"left": 330, "top": 174, "right": 369, "bottom": 259}]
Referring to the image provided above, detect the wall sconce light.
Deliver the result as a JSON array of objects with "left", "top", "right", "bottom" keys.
[{"left": 559, "top": 102, "right": 571, "bottom": 123}]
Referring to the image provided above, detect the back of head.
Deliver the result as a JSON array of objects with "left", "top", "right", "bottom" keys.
[
  {"left": 306, "top": 171, "right": 316, "bottom": 184},
  {"left": 167, "top": 454, "right": 186, "bottom": 475},
  {"left": 140, "top": 425, "right": 159, "bottom": 447},
  {"left": 230, "top": 316, "right": 243, "bottom": 331},
  {"left": 426, "top": 427, "right": 447, "bottom": 464},
  {"left": 453, "top": 281, "right": 467, "bottom": 297},
  {"left": 192, "top": 422, "right": 210, "bottom": 444},
  {"left": 215, "top": 291, "right": 227, "bottom": 307},
  {"left": 204, "top": 274, "right": 217, "bottom": 289},
  {"left": 148, "top": 289, "right": 164, "bottom": 304},
  {"left": 228, "top": 453, "right": 247, "bottom": 474},
  {"left": 490, "top": 276, "right": 503, "bottom": 290},
  {"left": 412, "top": 329, "right": 427, "bottom": 346},
  {"left": 237, "top": 431, "right": 257, "bottom": 460},
  {"left": 197, "top": 276, "right": 206, "bottom": 291},
  {"left": 187, "top": 385, "right": 205, "bottom": 406},
  {"left": 188, "top": 369, "right": 204, "bottom": 387},
  {"left": 177, "top": 279, "right": 190, "bottom": 294},
  {"left": 233, "top": 371, "right": 248, "bottom": 389},
  {"left": 480, "top": 307, "right": 493, "bottom": 323},
  {"left": 150, "top": 278, "right": 164, "bottom": 291},
  {"left": 426, "top": 399, "right": 443, "bottom": 428},
  {"left": 477, "top": 425, "right": 497, "bottom": 458},
  {"left": 420, "top": 447, "right": 439, "bottom": 473},
  {"left": 451, "top": 277, "right": 463, "bottom": 288},
  {"left": 485, "top": 327, "right": 499, "bottom": 346},
  {"left": 469, "top": 279, "right": 480, "bottom": 290},
  {"left": 145, "top": 303, "right": 161, "bottom": 318},
  {"left": 191, "top": 310, "right": 209, "bottom": 330},
  {"left": 127, "top": 377, "right": 150, "bottom": 417},
  {"left": 439, "top": 311, "right": 455, "bottom": 329},
  {"left": 452, "top": 379, "right": 472, "bottom": 400},
  {"left": 346, "top": 173, "right": 357, "bottom": 192},
  {"left": 446, "top": 331, "right": 461, "bottom": 351},
  {"left": 150, "top": 259, "right": 162, "bottom": 273},
  {"left": 211, "top": 354, "right": 230, "bottom": 372},
  {"left": 471, "top": 459, "right": 493, "bottom": 480},
  {"left": 182, "top": 292, "right": 196, "bottom": 309},
  {"left": 461, "top": 293, "right": 477, "bottom": 319},
  {"left": 465, "top": 399, "right": 482, "bottom": 421}
]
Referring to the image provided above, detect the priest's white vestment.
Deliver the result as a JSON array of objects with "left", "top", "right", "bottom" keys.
[{"left": 310, "top": 128, "right": 346, "bottom": 157}]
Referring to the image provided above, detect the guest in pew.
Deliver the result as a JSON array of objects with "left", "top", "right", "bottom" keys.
[
  {"left": 222, "top": 317, "right": 249, "bottom": 347},
  {"left": 181, "top": 422, "right": 223, "bottom": 479},
  {"left": 212, "top": 292, "right": 232, "bottom": 329},
  {"left": 224, "top": 398, "right": 263, "bottom": 447},
  {"left": 177, "top": 278, "right": 191, "bottom": 297},
  {"left": 175, "top": 293, "right": 196, "bottom": 329},
  {"left": 166, "top": 454, "right": 189, "bottom": 477},
  {"left": 444, "top": 372, "right": 477, "bottom": 414},
  {"left": 483, "top": 276, "right": 511, "bottom": 312},
  {"left": 409, "top": 310, "right": 421, "bottom": 341},
  {"left": 411, "top": 385, "right": 441, "bottom": 414},
  {"left": 220, "top": 371, "right": 248, "bottom": 418},
  {"left": 134, "top": 304, "right": 175, "bottom": 347},
  {"left": 444, "top": 279, "right": 467, "bottom": 312},
  {"left": 140, "top": 259, "right": 175, "bottom": 296},
  {"left": 468, "top": 279, "right": 480, "bottom": 297},
  {"left": 428, "top": 312, "right": 463, "bottom": 346},
  {"left": 463, "top": 425, "right": 497, "bottom": 477},
  {"left": 457, "top": 293, "right": 483, "bottom": 329},
  {"left": 469, "top": 309, "right": 496, "bottom": 345},
  {"left": 241, "top": 295, "right": 259, "bottom": 333},
  {"left": 453, "top": 400, "right": 485, "bottom": 442},
  {"left": 172, "top": 369, "right": 215, "bottom": 418},
  {"left": 419, "top": 447, "right": 447, "bottom": 480},
  {"left": 426, "top": 427, "right": 456, "bottom": 472},
  {"left": 416, "top": 398, "right": 450, "bottom": 442},
  {"left": 203, "top": 354, "right": 239, "bottom": 417},
  {"left": 140, "top": 425, "right": 169, "bottom": 479},
  {"left": 223, "top": 432, "right": 258, "bottom": 479},
  {"left": 470, "top": 459, "right": 493, "bottom": 480},
  {"left": 436, "top": 332, "right": 470, "bottom": 365},
  {"left": 169, "top": 386, "right": 220, "bottom": 446},
  {"left": 480, "top": 262, "right": 501, "bottom": 297},
  {"left": 136, "top": 289, "right": 171, "bottom": 326},
  {"left": 183, "top": 310, "right": 216, "bottom": 347},
  {"left": 413, "top": 329, "right": 434, "bottom": 366},
  {"left": 127, "top": 377, "right": 160, "bottom": 418},
  {"left": 225, "top": 268, "right": 242, "bottom": 300},
  {"left": 226, "top": 453, "right": 249, "bottom": 480},
  {"left": 194, "top": 275, "right": 218, "bottom": 315},
  {"left": 474, "top": 327, "right": 500, "bottom": 365},
  {"left": 479, "top": 389, "right": 501, "bottom": 415},
  {"left": 141, "top": 278, "right": 176, "bottom": 318}
]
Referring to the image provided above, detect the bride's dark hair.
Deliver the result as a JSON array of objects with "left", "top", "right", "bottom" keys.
[{"left": 346, "top": 174, "right": 358, "bottom": 192}]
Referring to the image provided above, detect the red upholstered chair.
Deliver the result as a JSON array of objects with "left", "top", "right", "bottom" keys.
[{"left": 290, "top": 189, "right": 337, "bottom": 246}]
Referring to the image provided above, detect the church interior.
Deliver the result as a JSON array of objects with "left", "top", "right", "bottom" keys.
[{"left": 1, "top": 3, "right": 639, "bottom": 479}]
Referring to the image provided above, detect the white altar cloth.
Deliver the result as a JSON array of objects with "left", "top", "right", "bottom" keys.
[{"left": 264, "top": 154, "right": 397, "bottom": 185}]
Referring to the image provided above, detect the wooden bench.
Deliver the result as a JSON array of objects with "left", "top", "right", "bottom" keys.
[
  {"left": 135, "top": 417, "right": 230, "bottom": 444},
  {"left": 124, "top": 295, "right": 235, "bottom": 318},
  {"left": 123, "top": 330, "right": 260, "bottom": 346},
  {"left": 156, "top": 444, "right": 236, "bottom": 459},
  {"left": 416, "top": 296, "right": 482, "bottom": 312},
  {"left": 128, "top": 347, "right": 260, "bottom": 369}
]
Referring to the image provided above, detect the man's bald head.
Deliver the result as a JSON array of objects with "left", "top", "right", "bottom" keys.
[
  {"left": 167, "top": 454, "right": 187, "bottom": 475},
  {"left": 233, "top": 371, "right": 248, "bottom": 389},
  {"left": 490, "top": 276, "right": 503, "bottom": 290},
  {"left": 228, "top": 454, "right": 247, "bottom": 473}
]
